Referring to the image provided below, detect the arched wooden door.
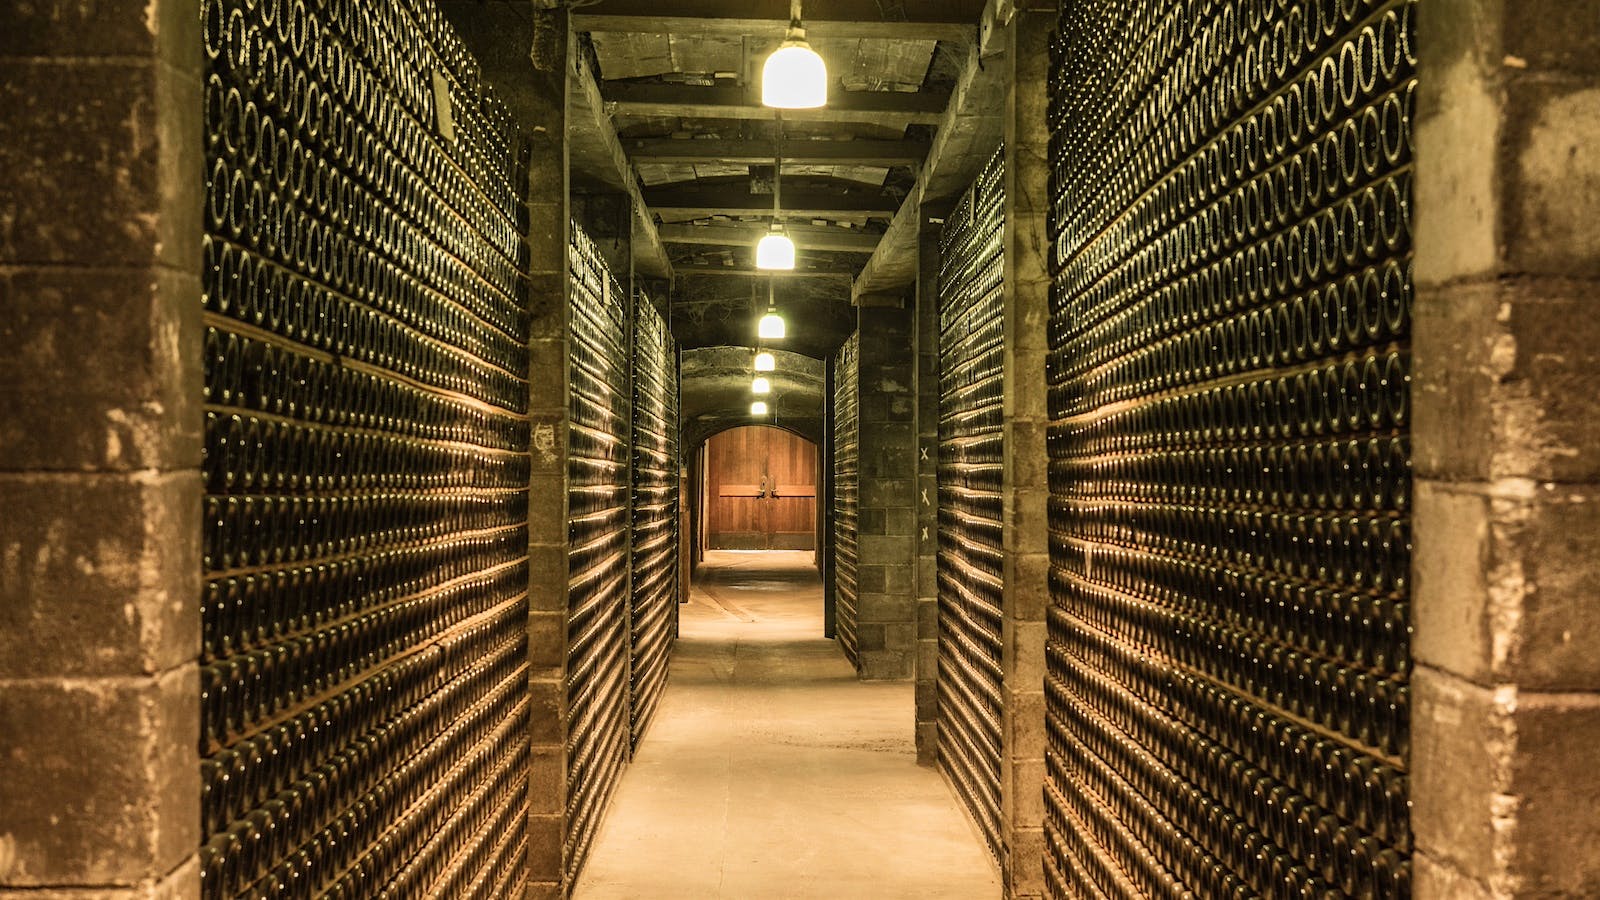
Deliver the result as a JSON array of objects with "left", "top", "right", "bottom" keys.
[{"left": 704, "top": 426, "right": 818, "bottom": 550}]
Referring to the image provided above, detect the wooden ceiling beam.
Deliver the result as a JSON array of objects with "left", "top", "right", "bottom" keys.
[
  {"left": 850, "top": 0, "right": 1011, "bottom": 302},
  {"left": 571, "top": 0, "right": 984, "bottom": 23},
  {"left": 659, "top": 223, "right": 881, "bottom": 253},
  {"left": 603, "top": 83, "right": 948, "bottom": 126},
  {"left": 646, "top": 186, "right": 901, "bottom": 220},
  {"left": 627, "top": 138, "right": 930, "bottom": 167},
  {"left": 674, "top": 265, "right": 856, "bottom": 279},
  {"left": 574, "top": 13, "right": 977, "bottom": 44},
  {"left": 568, "top": 49, "right": 675, "bottom": 278}
]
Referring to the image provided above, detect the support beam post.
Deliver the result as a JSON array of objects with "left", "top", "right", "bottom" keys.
[
  {"left": 659, "top": 223, "right": 881, "bottom": 254},
  {"left": 446, "top": 7, "right": 577, "bottom": 896},
  {"left": 997, "top": 7, "right": 1053, "bottom": 898},
  {"left": 576, "top": 13, "right": 977, "bottom": 43},
  {"left": 913, "top": 201, "right": 944, "bottom": 765},
  {"left": 602, "top": 82, "right": 948, "bottom": 126},
  {"left": 853, "top": 304, "right": 920, "bottom": 680}
]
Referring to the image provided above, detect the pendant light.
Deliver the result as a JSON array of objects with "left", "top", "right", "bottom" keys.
[
  {"left": 758, "top": 282, "right": 787, "bottom": 340},
  {"left": 758, "top": 312, "right": 787, "bottom": 340},
  {"left": 762, "top": 0, "right": 827, "bottom": 109},
  {"left": 752, "top": 376, "right": 772, "bottom": 395},
  {"left": 756, "top": 124, "right": 796, "bottom": 271},
  {"left": 751, "top": 400, "right": 771, "bottom": 416},
  {"left": 756, "top": 225, "right": 796, "bottom": 270},
  {"left": 754, "top": 351, "right": 777, "bottom": 372}
]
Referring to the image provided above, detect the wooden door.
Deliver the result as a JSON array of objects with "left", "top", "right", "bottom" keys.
[
  {"left": 764, "top": 427, "right": 817, "bottom": 550},
  {"left": 706, "top": 426, "right": 818, "bottom": 550}
]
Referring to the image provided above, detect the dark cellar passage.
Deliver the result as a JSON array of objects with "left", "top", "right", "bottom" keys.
[
  {"left": 3, "top": 1, "right": 1599, "bottom": 899},
  {"left": 577, "top": 551, "right": 998, "bottom": 899}
]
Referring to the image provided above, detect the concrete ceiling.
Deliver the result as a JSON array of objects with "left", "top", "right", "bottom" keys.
[{"left": 680, "top": 347, "right": 826, "bottom": 450}]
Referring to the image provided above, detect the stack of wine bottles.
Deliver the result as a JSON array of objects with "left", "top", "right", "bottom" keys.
[
  {"left": 1044, "top": 1, "right": 1417, "bottom": 896},
  {"left": 199, "top": 0, "right": 534, "bottom": 895}
]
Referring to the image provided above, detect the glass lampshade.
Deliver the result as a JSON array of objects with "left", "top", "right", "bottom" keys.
[
  {"left": 752, "top": 377, "right": 772, "bottom": 395},
  {"left": 754, "top": 351, "right": 777, "bottom": 372},
  {"left": 756, "top": 232, "right": 797, "bottom": 270},
  {"left": 751, "top": 401, "right": 770, "bottom": 416},
  {"left": 762, "top": 38, "right": 828, "bottom": 109},
  {"left": 758, "top": 312, "right": 787, "bottom": 340}
]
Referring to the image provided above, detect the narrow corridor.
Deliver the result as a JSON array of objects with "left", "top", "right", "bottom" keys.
[{"left": 575, "top": 551, "right": 1001, "bottom": 899}]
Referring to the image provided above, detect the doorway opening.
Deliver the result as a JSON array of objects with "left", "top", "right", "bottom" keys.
[{"left": 698, "top": 425, "right": 820, "bottom": 552}]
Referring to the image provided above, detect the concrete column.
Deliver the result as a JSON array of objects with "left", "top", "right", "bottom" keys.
[
  {"left": 0, "top": 2, "right": 203, "bottom": 895},
  {"left": 523, "top": 13, "right": 573, "bottom": 897},
  {"left": 854, "top": 304, "right": 919, "bottom": 680},
  {"left": 445, "top": 5, "right": 573, "bottom": 895},
  {"left": 998, "top": 8, "right": 1054, "bottom": 898},
  {"left": 914, "top": 210, "right": 943, "bottom": 762},
  {"left": 1412, "top": 3, "right": 1600, "bottom": 897},
  {"left": 824, "top": 355, "right": 839, "bottom": 640}
]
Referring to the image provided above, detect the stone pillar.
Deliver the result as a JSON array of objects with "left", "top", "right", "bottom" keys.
[
  {"left": 914, "top": 210, "right": 943, "bottom": 762},
  {"left": 522, "top": 12, "right": 573, "bottom": 897},
  {"left": 854, "top": 304, "right": 919, "bottom": 680},
  {"left": 443, "top": 4, "right": 573, "bottom": 895},
  {"left": 0, "top": 2, "right": 203, "bottom": 896},
  {"left": 823, "top": 355, "right": 839, "bottom": 640},
  {"left": 998, "top": 8, "right": 1054, "bottom": 898},
  {"left": 1412, "top": 2, "right": 1600, "bottom": 897}
]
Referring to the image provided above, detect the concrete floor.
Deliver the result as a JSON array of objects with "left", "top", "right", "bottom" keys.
[{"left": 575, "top": 550, "right": 1002, "bottom": 900}]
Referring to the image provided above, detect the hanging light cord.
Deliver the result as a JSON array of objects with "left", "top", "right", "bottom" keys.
[
  {"left": 770, "top": 116, "right": 784, "bottom": 308},
  {"left": 773, "top": 114, "right": 784, "bottom": 224}
]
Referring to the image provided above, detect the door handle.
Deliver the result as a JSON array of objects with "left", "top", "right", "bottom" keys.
[{"left": 759, "top": 475, "right": 768, "bottom": 498}]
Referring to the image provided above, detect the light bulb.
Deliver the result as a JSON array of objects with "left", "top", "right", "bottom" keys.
[
  {"left": 751, "top": 401, "right": 770, "bottom": 416},
  {"left": 756, "top": 231, "right": 796, "bottom": 270},
  {"left": 762, "top": 33, "right": 828, "bottom": 109},
  {"left": 752, "top": 376, "right": 772, "bottom": 395},
  {"left": 754, "top": 351, "right": 777, "bottom": 372},
  {"left": 758, "top": 311, "right": 787, "bottom": 340}
]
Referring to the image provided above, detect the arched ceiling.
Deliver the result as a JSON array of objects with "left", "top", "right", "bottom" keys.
[
  {"left": 681, "top": 346, "right": 826, "bottom": 449},
  {"left": 661, "top": 277, "right": 856, "bottom": 360}
]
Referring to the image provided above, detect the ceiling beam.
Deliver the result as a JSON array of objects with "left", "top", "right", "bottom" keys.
[
  {"left": 851, "top": 0, "right": 1010, "bottom": 303},
  {"left": 602, "top": 83, "right": 948, "bottom": 126},
  {"left": 574, "top": 13, "right": 977, "bottom": 44},
  {"left": 646, "top": 186, "right": 901, "bottom": 220},
  {"left": 627, "top": 138, "right": 930, "bottom": 167},
  {"left": 674, "top": 265, "right": 856, "bottom": 279},
  {"left": 572, "top": 0, "right": 984, "bottom": 23},
  {"left": 569, "top": 50, "right": 674, "bottom": 279},
  {"left": 659, "top": 223, "right": 881, "bottom": 253}
]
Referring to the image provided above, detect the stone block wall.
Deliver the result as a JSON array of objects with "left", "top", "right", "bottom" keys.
[
  {"left": 915, "top": 211, "right": 943, "bottom": 763},
  {"left": 0, "top": 1, "right": 204, "bottom": 895},
  {"left": 1412, "top": 1, "right": 1600, "bottom": 896},
  {"left": 854, "top": 306, "right": 920, "bottom": 680}
]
